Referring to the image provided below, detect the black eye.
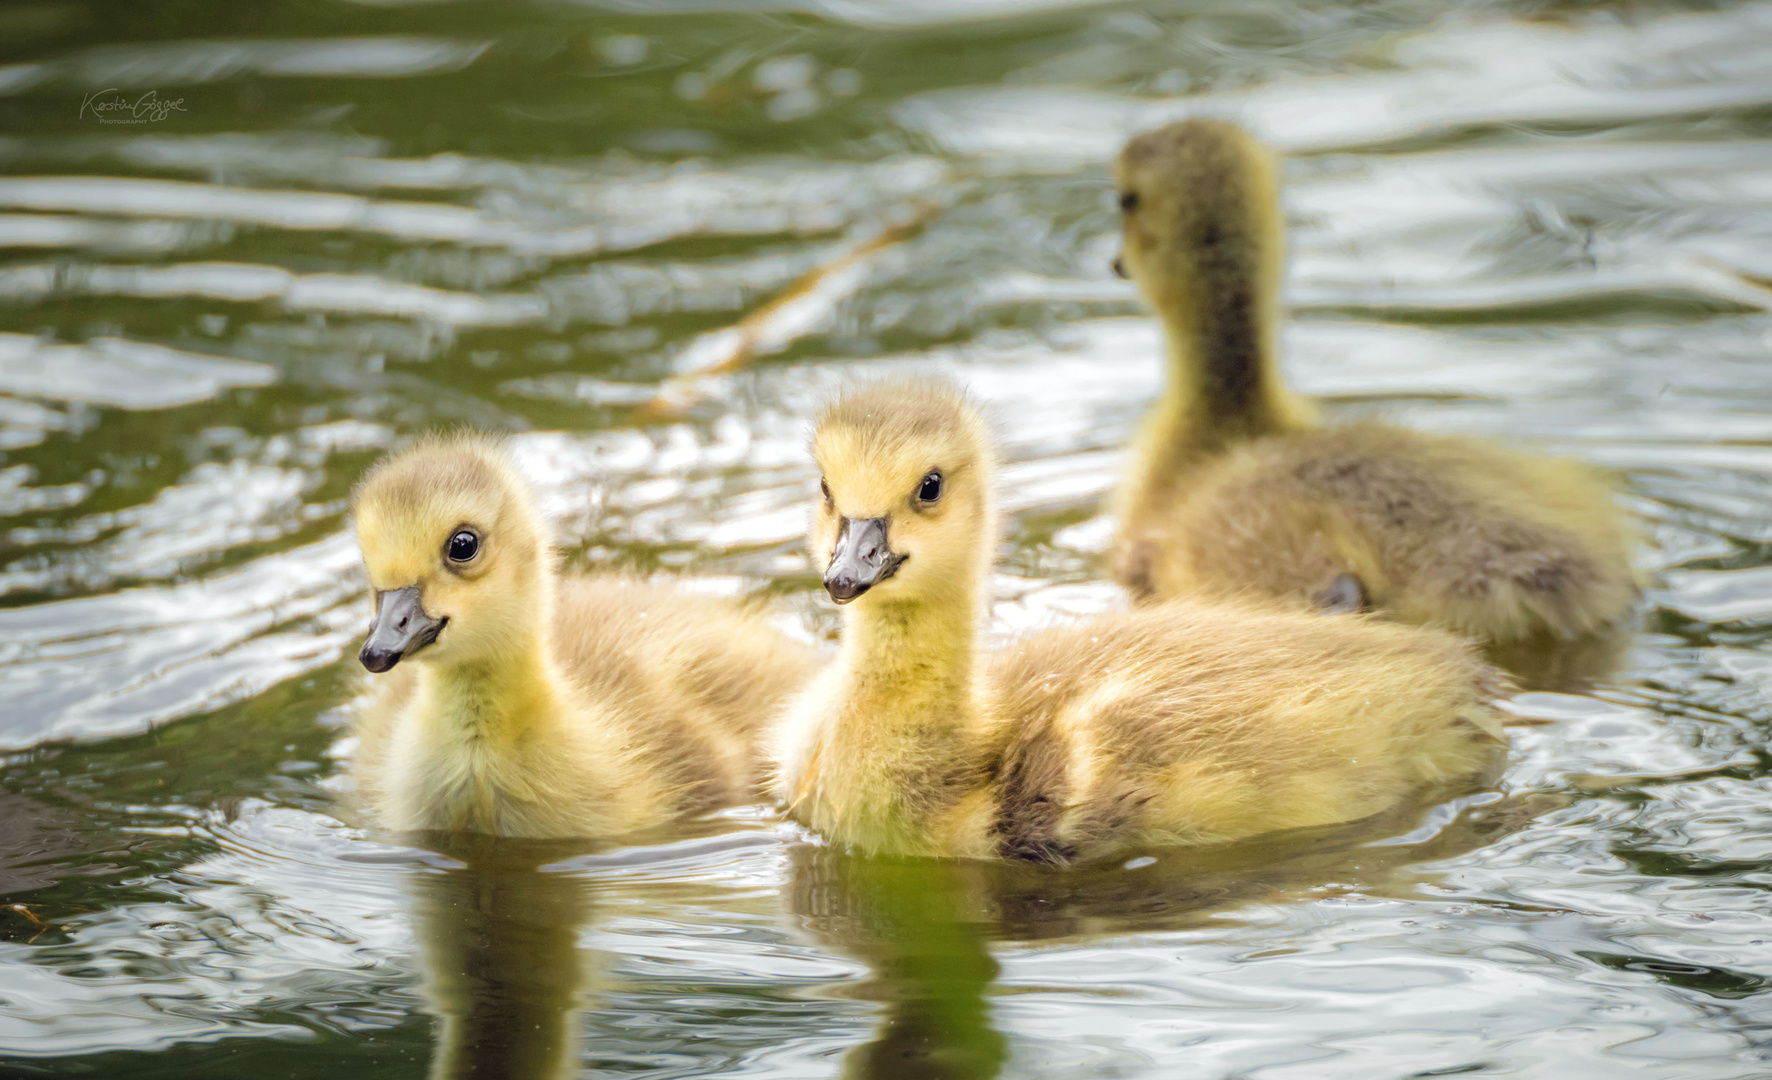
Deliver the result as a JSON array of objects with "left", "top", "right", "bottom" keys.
[
  {"left": 1119, "top": 191, "right": 1139, "bottom": 213},
  {"left": 916, "top": 471, "right": 943, "bottom": 505},
  {"left": 447, "top": 529, "right": 480, "bottom": 563},
  {"left": 820, "top": 477, "right": 832, "bottom": 504}
]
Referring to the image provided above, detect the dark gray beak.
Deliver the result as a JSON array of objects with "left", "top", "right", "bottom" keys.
[
  {"left": 1111, "top": 254, "right": 1128, "bottom": 279},
  {"left": 823, "top": 517, "right": 906, "bottom": 604},
  {"left": 359, "top": 585, "right": 447, "bottom": 673}
]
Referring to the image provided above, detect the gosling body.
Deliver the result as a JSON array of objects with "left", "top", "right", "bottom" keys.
[
  {"left": 770, "top": 380, "right": 1504, "bottom": 863},
  {"left": 351, "top": 433, "right": 813, "bottom": 839},
  {"left": 1110, "top": 119, "right": 1636, "bottom": 643}
]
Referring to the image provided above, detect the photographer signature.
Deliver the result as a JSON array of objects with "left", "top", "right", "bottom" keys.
[{"left": 79, "top": 88, "right": 186, "bottom": 124}]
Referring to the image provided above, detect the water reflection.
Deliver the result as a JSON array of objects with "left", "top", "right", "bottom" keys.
[
  {"left": 982, "top": 786, "right": 1547, "bottom": 936},
  {"left": 0, "top": 789, "right": 90, "bottom": 901},
  {"left": 411, "top": 835, "right": 601, "bottom": 1080},
  {"left": 791, "top": 849, "right": 1006, "bottom": 1080},
  {"left": 1485, "top": 623, "right": 1635, "bottom": 693},
  {"left": 785, "top": 789, "right": 1547, "bottom": 1079}
]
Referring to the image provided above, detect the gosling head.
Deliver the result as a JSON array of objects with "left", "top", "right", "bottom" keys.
[
  {"left": 810, "top": 378, "right": 996, "bottom": 609},
  {"left": 350, "top": 433, "right": 550, "bottom": 673},
  {"left": 1112, "top": 118, "right": 1282, "bottom": 315}
]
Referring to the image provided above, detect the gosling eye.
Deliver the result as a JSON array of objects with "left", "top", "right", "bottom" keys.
[
  {"left": 446, "top": 528, "right": 481, "bottom": 565},
  {"left": 819, "top": 477, "right": 832, "bottom": 506},
  {"left": 915, "top": 470, "right": 943, "bottom": 507},
  {"left": 1119, "top": 190, "right": 1139, "bottom": 213}
]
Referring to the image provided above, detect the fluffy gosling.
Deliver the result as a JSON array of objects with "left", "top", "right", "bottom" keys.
[
  {"left": 1110, "top": 118, "right": 1637, "bottom": 646},
  {"left": 350, "top": 432, "right": 814, "bottom": 839},
  {"left": 769, "top": 379, "right": 1506, "bottom": 863}
]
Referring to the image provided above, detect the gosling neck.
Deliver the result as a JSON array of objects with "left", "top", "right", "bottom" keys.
[
  {"left": 813, "top": 577, "right": 984, "bottom": 852},
  {"left": 839, "top": 581, "right": 981, "bottom": 715},
  {"left": 1116, "top": 262, "right": 1311, "bottom": 543},
  {"left": 1151, "top": 264, "right": 1297, "bottom": 449},
  {"left": 417, "top": 573, "right": 569, "bottom": 746}
]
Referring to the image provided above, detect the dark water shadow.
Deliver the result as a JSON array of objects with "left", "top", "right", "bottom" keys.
[{"left": 1485, "top": 624, "right": 1634, "bottom": 693}]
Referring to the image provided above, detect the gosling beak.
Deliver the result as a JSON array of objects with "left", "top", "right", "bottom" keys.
[
  {"left": 359, "top": 585, "right": 447, "bottom": 673},
  {"left": 1111, "top": 254, "right": 1129, "bottom": 280},
  {"left": 823, "top": 516, "right": 906, "bottom": 604}
]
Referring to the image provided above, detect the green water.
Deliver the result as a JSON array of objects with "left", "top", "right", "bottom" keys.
[{"left": 3, "top": 0, "right": 1772, "bottom": 1075}]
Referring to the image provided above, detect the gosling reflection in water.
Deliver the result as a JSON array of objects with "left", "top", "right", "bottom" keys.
[
  {"left": 399, "top": 798, "right": 1550, "bottom": 1079},
  {"left": 789, "top": 789, "right": 1552, "bottom": 1077},
  {"left": 411, "top": 834, "right": 600, "bottom": 1080},
  {"left": 790, "top": 848, "right": 1005, "bottom": 1080}
]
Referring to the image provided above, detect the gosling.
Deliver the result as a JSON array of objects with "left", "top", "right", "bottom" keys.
[
  {"left": 1110, "top": 119, "right": 1637, "bottom": 645},
  {"left": 350, "top": 432, "right": 814, "bottom": 839},
  {"left": 768, "top": 379, "right": 1506, "bottom": 863}
]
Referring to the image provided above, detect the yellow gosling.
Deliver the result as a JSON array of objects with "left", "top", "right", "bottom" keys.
[
  {"left": 769, "top": 379, "right": 1506, "bottom": 863},
  {"left": 1110, "top": 118, "right": 1637, "bottom": 645},
  {"left": 349, "top": 432, "right": 814, "bottom": 839}
]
